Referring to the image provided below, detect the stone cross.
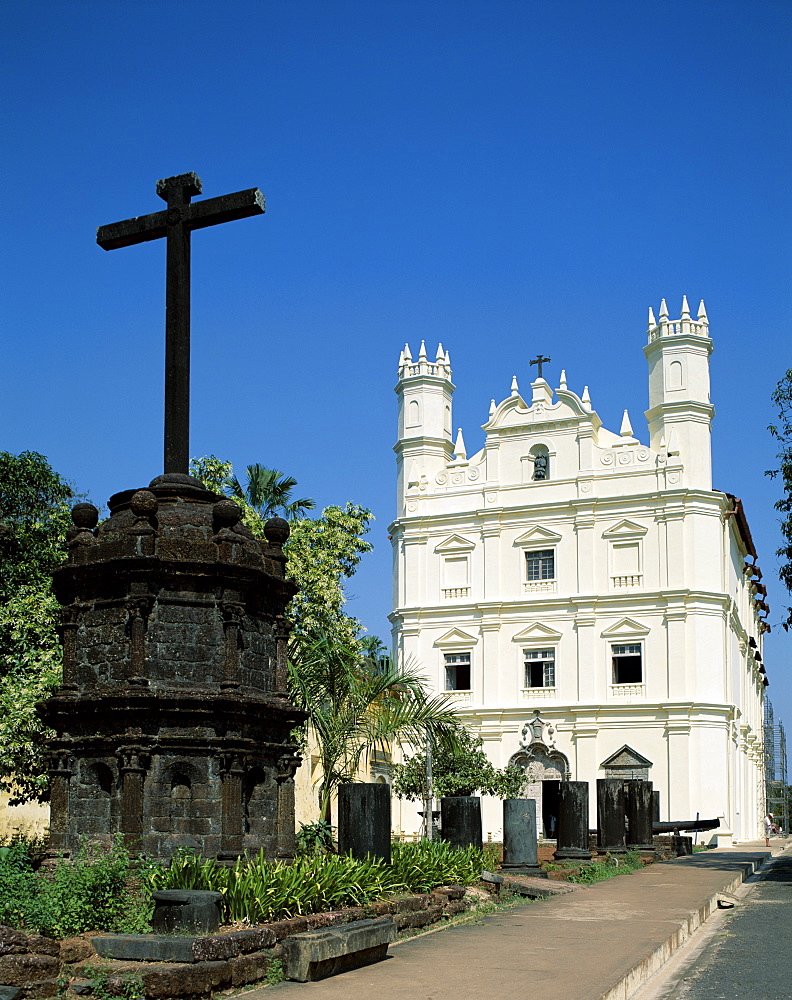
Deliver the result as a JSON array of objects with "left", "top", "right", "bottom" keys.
[
  {"left": 97, "top": 173, "right": 265, "bottom": 474},
  {"left": 529, "top": 354, "right": 551, "bottom": 379}
]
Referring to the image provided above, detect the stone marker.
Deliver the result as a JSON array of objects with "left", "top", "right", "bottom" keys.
[
  {"left": 280, "top": 918, "right": 396, "bottom": 982},
  {"left": 652, "top": 789, "right": 661, "bottom": 824},
  {"left": 338, "top": 783, "right": 391, "bottom": 863},
  {"left": 440, "top": 796, "right": 482, "bottom": 850},
  {"left": 502, "top": 798, "right": 544, "bottom": 875},
  {"left": 626, "top": 780, "right": 654, "bottom": 850},
  {"left": 554, "top": 780, "right": 592, "bottom": 861},
  {"left": 597, "top": 778, "right": 627, "bottom": 854},
  {"left": 151, "top": 889, "right": 224, "bottom": 934}
]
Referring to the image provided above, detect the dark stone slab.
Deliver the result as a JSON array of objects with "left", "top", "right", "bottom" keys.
[
  {"left": 338, "top": 783, "right": 391, "bottom": 863},
  {"left": 280, "top": 917, "right": 397, "bottom": 982},
  {"left": 502, "top": 798, "right": 544, "bottom": 874},
  {"left": 440, "top": 796, "right": 482, "bottom": 850},
  {"left": 0, "top": 953, "right": 59, "bottom": 986},
  {"left": 597, "top": 778, "right": 627, "bottom": 853},
  {"left": 626, "top": 780, "right": 654, "bottom": 850},
  {"left": 93, "top": 933, "right": 198, "bottom": 963},
  {"left": 555, "top": 781, "right": 592, "bottom": 861},
  {"left": 0, "top": 927, "right": 28, "bottom": 956},
  {"left": 0, "top": 987, "right": 22, "bottom": 1000}
]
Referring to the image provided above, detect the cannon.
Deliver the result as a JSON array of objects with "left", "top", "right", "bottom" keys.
[{"left": 652, "top": 818, "right": 721, "bottom": 834}]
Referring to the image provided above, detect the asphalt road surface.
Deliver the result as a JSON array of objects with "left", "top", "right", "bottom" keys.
[{"left": 664, "top": 852, "right": 792, "bottom": 1000}]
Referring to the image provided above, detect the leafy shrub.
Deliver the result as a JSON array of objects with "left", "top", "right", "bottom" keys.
[
  {"left": 391, "top": 840, "right": 484, "bottom": 893},
  {"left": 295, "top": 819, "right": 334, "bottom": 856},
  {"left": 151, "top": 840, "right": 486, "bottom": 924},
  {"left": 0, "top": 836, "right": 150, "bottom": 937}
]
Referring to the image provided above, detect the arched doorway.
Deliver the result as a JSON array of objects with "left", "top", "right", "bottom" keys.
[{"left": 509, "top": 711, "right": 570, "bottom": 838}]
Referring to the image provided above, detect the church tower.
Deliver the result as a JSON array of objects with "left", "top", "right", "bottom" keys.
[
  {"left": 394, "top": 342, "right": 454, "bottom": 515},
  {"left": 643, "top": 296, "right": 714, "bottom": 489}
]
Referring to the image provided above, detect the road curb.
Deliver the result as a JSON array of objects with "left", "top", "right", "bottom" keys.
[{"left": 599, "top": 853, "right": 769, "bottom": 1000}]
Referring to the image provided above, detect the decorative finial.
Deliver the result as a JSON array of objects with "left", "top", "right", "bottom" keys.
[
  {"left": 559, "top": 369, "right": 567, "bottom": 389},
  {"left": 697, "top": 299, "right": 708, "bottom": 323},
  {"left": 418, "top": 341, "right": 427, "bottom": 361},
  {"left": 659, "top": 298, "right": 669, "bottom": 319},
  {"left": 667, "top": 428, "right": 680, "bottom": 455},
  {"left": 489, "top": 399, "right": 496, "bottom": 416},
  {"left": 454, "top": 428, "right": 467, "bottom": 460},
  {"left": 403, "top": 343, "right": 412, "bottom": 363},
  {"left": 648, "top": 306, "right": 656, "bottom": 328},
  {"left": 436, "top": 343, "right": 445, "bottom": 362},
  {"left": 620, "top": 410, "right": 634, "bottom": 438},
  {"left": 445, "top": 349, "right": 451, "bottom": 366},
  {"left": 511, "top": 375, "right": 519, "bottom": 396},
  {"left": 581, "top": 386, "right": 591, "bottom": 408},
  {"left": 681, "top": 294, "right": 690, "bottom": 319}
]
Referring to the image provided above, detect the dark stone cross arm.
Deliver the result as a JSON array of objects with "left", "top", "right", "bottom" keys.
[{"left": 96, "top": 188, "right": 265, "bottom": 250}]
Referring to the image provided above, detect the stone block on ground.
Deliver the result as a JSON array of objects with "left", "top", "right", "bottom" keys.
[
  {"left": 280, "top": 917, "right": 396, "bottom": 982},
  {"left": 501, "top": 874, "right": 581, "bottom": 899},
  {"left": 0, "top": 954, "right": 60, "bottom": 986},
  {"left": 228, "top": 950, "right": 278, "bottom": 987},
  {"left": 93, "top": 934, "right": 198, "bottom": 963}
]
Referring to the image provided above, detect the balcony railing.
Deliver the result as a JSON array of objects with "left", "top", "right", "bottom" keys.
[
  {"left": 445, "top": 690, "right": 473, "bottom": 705},
  {"left": 610, "top": 683, "right": 645, "bottom": 698},
  {"left": 520, "top": 687, "right": 557, "bottom": 700},
  {"left": 442, "top": 587, "right": 470, "bottom": 599},
  {"left": 523, "top": 580, "right": 556, "bottom": 594},
  {"left": 611, "top": 574, "right": 642, "bottom": 588}
]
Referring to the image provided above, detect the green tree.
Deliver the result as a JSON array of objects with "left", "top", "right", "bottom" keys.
[
  {"left": 391, "top": 727, "right": 526, "bottom": 800},
  {"left": 0, "top": 452, "right": 75, "bottom": 803},
  {"left": 288, "top": 631, "right": 463, "bottom": 821},
  {"left": 228, "top": 464, "right": 315, "bottom": 521},
  {"left": 190, "top": 457, "right": 373, "bottom": 646},
  {"left": 767, "top": 371, "right": 792, "bottom": 628}
]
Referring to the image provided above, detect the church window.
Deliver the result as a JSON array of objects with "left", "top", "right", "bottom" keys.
[
  {"left": 526, "top": 549, "right": 555, "bottom": 582},
  {"left": 442, "top": 555, "right": 469, "bottom": 597},
  {"left": 444, "top": 652, "right": 471, "bottom": 691},
  {"left": 524, "top": 649, "right": 555, "bottom": 688},
  {"left": 407, "top": 399, "right": 420, "bottom": 427},
  {"left": 612, "top": 643, "right": 642, "bottom": 684}
]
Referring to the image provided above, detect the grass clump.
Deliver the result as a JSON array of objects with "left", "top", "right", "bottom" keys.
[{"left": 568, "top": 850, "right": 643, "bottom": 885}]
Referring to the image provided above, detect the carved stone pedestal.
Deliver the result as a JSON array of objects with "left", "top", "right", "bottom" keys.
[{"left": 38, "top": 474, "right": 305, "bottom": 860}]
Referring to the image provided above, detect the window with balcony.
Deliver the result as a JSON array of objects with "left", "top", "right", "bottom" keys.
[
  {"left": 444, "top": 652, "right": 471, "bottom": 691},
  {"left": 524, "top": 648, "right": 556, "bottom": 688},
  {"left": 526, "top": 549, "right": 555, "bottom": 582},
  {"left": 612, "top": 643, "right": 642, "bottom": 685}
]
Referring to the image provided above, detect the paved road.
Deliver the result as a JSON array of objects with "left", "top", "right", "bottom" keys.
[{"left": 664, "top": 853, "right": 792, "bottom": 1000}]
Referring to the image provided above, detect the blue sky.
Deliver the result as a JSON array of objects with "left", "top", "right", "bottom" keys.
[{"left": 2, "top": 1, "right": 791, "bottom": 730}]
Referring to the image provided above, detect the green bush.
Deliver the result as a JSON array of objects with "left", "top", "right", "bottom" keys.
[
  {"left": 151, "top": 840, "right": 486, "bottom": 924},
  {"left": 569, "top": 850, "right": 643, "bottom": 885},
  {"left": 0, "top": 837, "right": 150, "bottom": 937},
  {"left": 391, "top": 840, "right": 483, "bottom": 893}
]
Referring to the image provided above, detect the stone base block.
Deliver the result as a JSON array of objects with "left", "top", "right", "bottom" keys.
[{"left": 280, "top": 917, "right": 396, "bottom": 982}]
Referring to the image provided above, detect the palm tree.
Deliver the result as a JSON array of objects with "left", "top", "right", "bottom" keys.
[
  {"left": 227, "top": 464, "right": 315, "bottom": 521},
  {"left": 288, "top": 631, "right": 463, "bottom": 822}
]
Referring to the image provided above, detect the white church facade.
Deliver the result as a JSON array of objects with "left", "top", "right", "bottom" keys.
[{"left": 389, "top": 298, "right": 768, "bottom": 843}]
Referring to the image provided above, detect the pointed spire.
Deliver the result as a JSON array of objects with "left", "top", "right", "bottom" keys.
[
  {"left": 659, "top": 298, "right": 669, "bottom": 320},
  {"left": 511, "top": 375, "right": 519, "bottom": 396},
  {"left": 620, "top": 409, "right": 634, "bottom": 437},
  {"left": 418, "top": 340, "right": 427, "bottom": 361},
  {"left": 444, "top": 349, "right": 451, "bottom": 366},
  {"left": 489, "top": 399, "right": 496, "bottom": 417},
  {"left": 648, "top": 306, "right": 656, "bottom": 328},
  {"left": 403, "top": 343, "right": 412, "bottom": 363},
  {"left": 398, "top": 347, "right": 406, "bottom": 367},
  {"left": 436, "top": 342, "right": 445, "bottom": 362},
  {"left": 667, "top": 428, "right": 680, "bottom": 455},
  {"left": 697, "top": 299, "right": 708, "bottom": 323},
  {"left": 454, "top": 428, "right": 467, "bottom": 460},
  {"left": 659, "top": 435, "right": 667, "bottom": 451},
  {"left": 407, "top": 459, "right": 420, "bottom": 487},
  {"left": 681, "top": 294, "right": 690, "bottom": 319},
  {"left": 559, "top": 369, "right": 567, "bottom": 390},
  {"left": 581, "top": 386, "right": 591, "bottom": 409}
]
